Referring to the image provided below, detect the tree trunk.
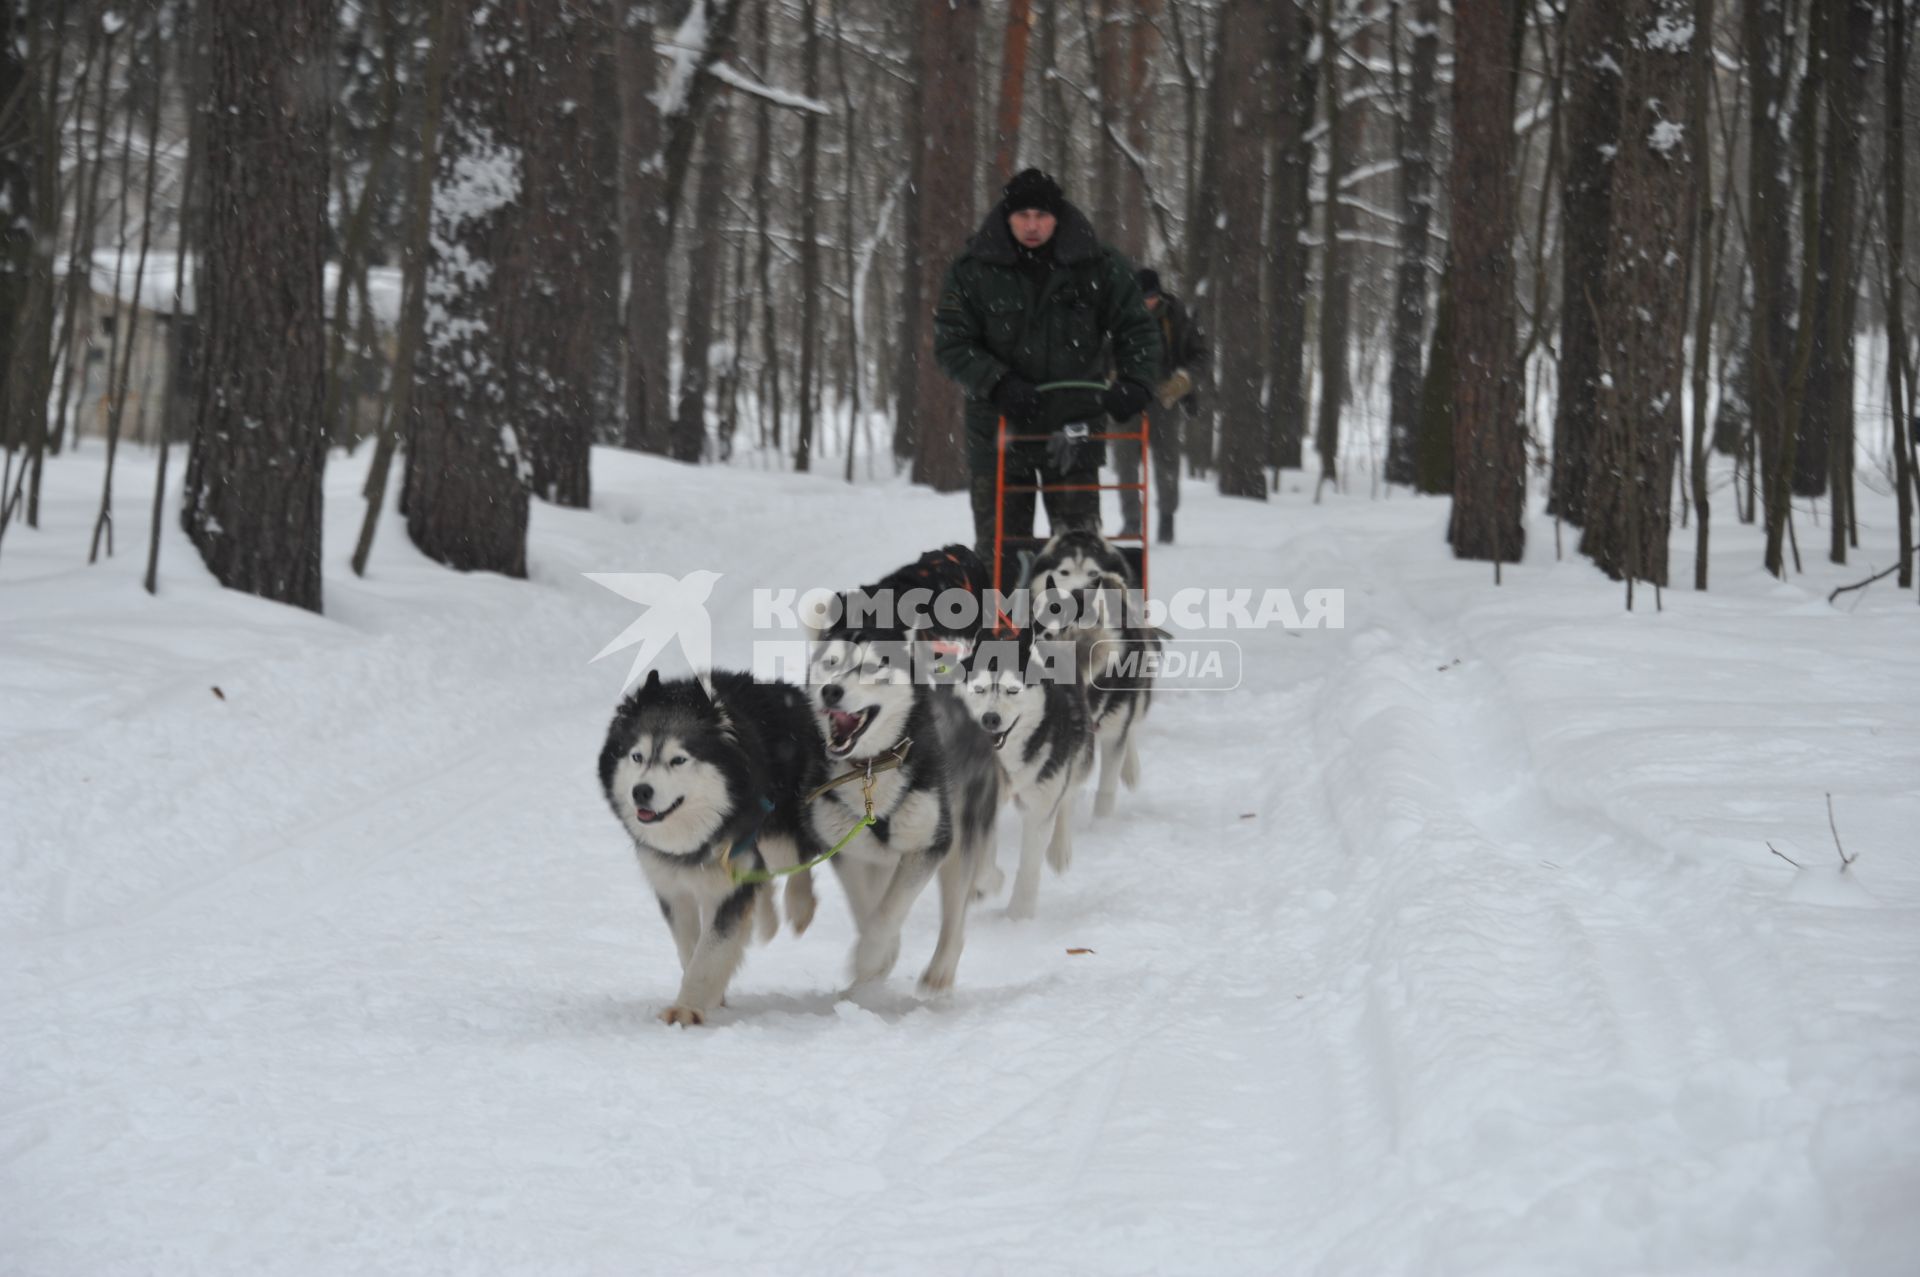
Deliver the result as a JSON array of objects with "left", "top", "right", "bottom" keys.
[
  {"left": 1184, "top": 5, "right": 1230, "bottom": 476},
  {"left": 992, "top": 0, "right": 1035, "bottom": 181},
  {"left": 795, "top": 0, "right": 821, "bottom": 472},
  {"left": 1213, "top": 0, "right": 1275, "bottom": 500},
  {"left": 1810, "top": 0, "right": 1872, "bottom": 558},
  {"left": 1314, "top": 0, "right": 1360, "bottom": 489},
  {"left": 1687, "top": 0, "right": 1717, "bottom": 590},
  {"left": 752, "top": 0, "right": 782, "bottom": 452},
  {"left": 676, "top": 96, "right": 731, "bottom": 466},
  {"left": 1448, "top": 0, "right": 1524, "bottom": 562},
  {"left": 521, "top": 0, "right": 601, "bottom": 505},
  {"left": 1119, "top": 0, "right": 1158, "bottom": 263},
  {"left": 1384, "top": 0, "right": 1439, "bottom": 487},
  {"left": 892, "top": 0, "right": 925, "bottom": 463},
  {"left": 1580, "top": 0, "right": 1703, "bottom": 588},
  {"left": 618, "top": 1, "right": 668, "bottom": 453},
  {"left": 908, "top": 0, "right": 980, "bottom": 493},
  {"left": 1548, "top": 0, "right": 1623, "bottom": 525},
  {"left": 1267, "top": 1, "right": 1317, "bottom": 473},
  {"left": 0, "top": 0, "right": 34, "bottom": 456},
  {"left": 179, "top": 0, "right": 332, "bottom": 610},
  {"left": 1889, "top": 0, "right": 1914, "bottom": 591},
  {"left": 403, "top": 0, "right": 532, "bottom": 577},
  {"left": 1039, "top": 0, "right": 1072, "bottom": 177},
  {"left": 1745, "top": 0, "right": 1797, "bottom": 576},
  {"left": 586, "top": 4, "right": 627, "bottom": 444}
]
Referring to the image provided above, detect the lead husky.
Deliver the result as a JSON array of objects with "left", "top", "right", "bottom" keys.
[
  {"left": 1031, "top": 533, "right": 1158, "bottom": 818},
  {"left": 808, "top": 615, "right": 1000, "bottom": 993},
  {"left": 599, "top": 669, "right": 827, "bottom": 1025},
  {"left": 960, "top": 631, "right": 1092, "bottom": 919}
]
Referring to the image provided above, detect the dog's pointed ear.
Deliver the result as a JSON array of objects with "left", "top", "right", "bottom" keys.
[{"left": 644, "top": 669, "right": 662, "bottom": 692}]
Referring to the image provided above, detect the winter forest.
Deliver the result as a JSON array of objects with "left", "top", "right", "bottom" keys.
[
  {"left": 6, "top": 1, "right": 1920, "bottom": 1272},
  {"left": 1, "top": 0, "right": 1915, "bottom": 597}
]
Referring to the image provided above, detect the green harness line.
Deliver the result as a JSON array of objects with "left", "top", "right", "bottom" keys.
[{"left": 723, "top": 741, "right": 913, "bottom": 886}]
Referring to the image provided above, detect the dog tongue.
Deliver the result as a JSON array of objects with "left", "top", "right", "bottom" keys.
[
  {"left": 636, "top": 807, "right": 657, "bottom": 821},
  {"left": 829, "top": 709, "right": 861, "bottom": 737}
]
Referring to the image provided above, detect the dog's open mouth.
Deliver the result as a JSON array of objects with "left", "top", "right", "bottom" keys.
[
  {"left": 825, "top": 705, "right": 879, "bottom": 756},
  {"left": 990, "top": 717, "right": 1020, "bottom": 751},
  {"left": 634, "top": 796, "right": 685, "bottom": 825}
]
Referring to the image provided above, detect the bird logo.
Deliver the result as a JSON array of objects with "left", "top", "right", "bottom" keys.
[{"left": 585, "top": 569, "right": 722, "bottom": 695}]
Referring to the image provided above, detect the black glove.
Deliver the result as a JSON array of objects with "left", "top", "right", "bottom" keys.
[
  {"left": 1101, "top": 378, "right": 1153, "bottom": 422},
  {"left": 1047, "top": 421, "right": 1092, "bottom": 473},
  {"left": 990, "top": 374, "right": 1043, "bottom": 425}
]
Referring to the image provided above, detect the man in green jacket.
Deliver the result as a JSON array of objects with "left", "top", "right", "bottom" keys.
[{"left": 933, "top": 168, "right": 1161, "bottom": 558}]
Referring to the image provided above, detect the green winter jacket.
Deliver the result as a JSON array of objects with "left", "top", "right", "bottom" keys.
[{"left": 933, "top": 200, "right": 1162, "bottom": 471}]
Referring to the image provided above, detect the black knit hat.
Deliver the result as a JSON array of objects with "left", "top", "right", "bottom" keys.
[
  {"left": 1001, "top": 167, "right": 1065, "bottom": 216},
  {"left": 1136, "top": 268, "right": 1162, "bottom": 297}
]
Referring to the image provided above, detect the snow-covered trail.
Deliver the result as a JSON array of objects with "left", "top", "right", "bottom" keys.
[{"left": 4, "top": 450, "right": 1917, "bottom": 1275}]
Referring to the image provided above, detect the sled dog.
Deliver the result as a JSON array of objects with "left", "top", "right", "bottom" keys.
[
  {"left": 959, "top": 630, "right": 1093, "bottom": 918},
  {"left": 599, "top": 669, "right": 827, "bottom": 1025}
]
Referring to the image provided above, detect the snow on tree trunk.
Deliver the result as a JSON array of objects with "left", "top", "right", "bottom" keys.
[
  {"left": 1582, "top": 0, "right": 1703, "bottom": 588},
  {"left": 403, "top": 1, "right": 530, "bottom": 578}
]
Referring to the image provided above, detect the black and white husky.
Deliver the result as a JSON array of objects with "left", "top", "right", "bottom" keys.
[
  {"left": 599, "top": 669, "right": 828, "bottom": 1026},
  {"left": 1031, "top": 530, "right": 1158, "bottom": 819},
  {"left": 960, "top": 632, "right": 1092, "bottom": 919},
  {"left": 807, "top": 620, "right": 1001, "bottom": 993}
]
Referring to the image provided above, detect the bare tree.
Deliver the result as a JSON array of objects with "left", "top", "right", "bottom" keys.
[
  {"left": 1314, "top": 0, "right": 1361, "bottom": 490},
  {"left": 992, "top": 0, "right": 1036, "bottom": 181},
  {"left": 677, "top": 96, "right": 732, "bottom": 466},
  {"left": 908, "top": 0, "right": 981, "bottom": 493},
  {"left": 1385, "top": 0, "right": 1439, "bottom": 487},
  {"left": 1889, "top": 0, "right": 1915, "bottom": 591},
  {"left": 1804, "top": 0, "right": 1873, "bottom": 560},
  {"left": 180, "top": 0, "right": 332, "bottom": 610},
  {"left": 1214, "top": 0, "right": 1275, "bottom": 500},
  {"left": 1267, "top": 0, "right": 1317, "bottom": 474},
  {"left": 1745, "top": 0, "right": 1797, "bottom": 577},
  {"left": 1447, "top": 0, "right": 1524, "bottom": 563},
  {"left": 795, "top": 0, "right": 821, "bottom": 472},
  {"left": 1581, "top": 0, "right": 1703, "bottom": 589},
  {"left": 519, "top": 0, "right": 604, "bottom": 504},
  {"left": 402, "top": 0, "right": 531, "bottom": 577},
  {"left": 1549, "top": 0, "right": 1624, "bottom": 525}
]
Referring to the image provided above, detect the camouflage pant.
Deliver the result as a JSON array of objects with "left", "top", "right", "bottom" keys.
[{"left": 969, "top": 454, "right": 1101, "bottom": 560}]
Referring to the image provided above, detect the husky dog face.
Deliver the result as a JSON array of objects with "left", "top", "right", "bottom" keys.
[
  {"left": 1030, "top": 529, "right": 1131, "bottom": 595},
  {"left": 962, "top": 649, "right": 1035, "bottom": 756},
  {"left": 809, "top": 637, "right": 919, "bottom": 761},
  {"left": 1031, "top": 571, "right": 1125, "bottom": 642},
  {"left": 601, "top": 675, "right": 740, "bottom": 857}
]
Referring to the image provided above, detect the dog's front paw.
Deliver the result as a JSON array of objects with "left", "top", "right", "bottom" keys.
[
  {"left": 1093, "top": 790, "right": 1117, "bottom": 819},
  {"left": 1006, "top": 892, "right": 1037, "bottom": 922},
  {"left": 972, "top": 862, "right": 1006, "bottom": 902},
  {"left": 785, "top": 873, "right": 817, "bottom": 936},
  {"left": 850, "top": 934, "right": 900, "bottom": 984},
  {"left": 658, "top": 1005, "right": 707, "bottom": 1027},
  {"left": 919, "top": 957, "right": 959, "bottom": 994},
  {"left": 1046, "top": 838, "right": 1072, "bottom": 875}
]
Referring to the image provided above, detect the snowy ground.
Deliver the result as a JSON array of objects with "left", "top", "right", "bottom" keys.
[{"left": 4, "top": 445, "right": 1918, "bottom": 1276}]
